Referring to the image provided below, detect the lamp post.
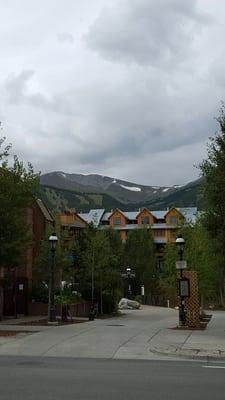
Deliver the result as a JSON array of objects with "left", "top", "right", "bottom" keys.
[
  {"left": 48, "top": 232, "right": 58, "bottom": 323},
  {"left": 122, "top": 267, "right": 135, "bottom": 299},
  {"left": 176, "top": 235, "right": 186, "bottom": 326}
]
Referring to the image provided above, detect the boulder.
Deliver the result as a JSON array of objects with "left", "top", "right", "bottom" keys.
[{"left": 118, "top": 298, "right": 141, "bottom": 310}]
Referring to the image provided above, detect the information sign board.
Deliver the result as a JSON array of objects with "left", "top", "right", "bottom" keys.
[{"left": 176, "top": 260, "right": 187, "bottom": 270}]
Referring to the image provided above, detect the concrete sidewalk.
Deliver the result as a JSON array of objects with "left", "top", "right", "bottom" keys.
[
  {"left": 150, "top": 311, "right": 225, "bottom": 361},
  {"left": 0, "top": 307, "right": 224, "bottom": 361}
]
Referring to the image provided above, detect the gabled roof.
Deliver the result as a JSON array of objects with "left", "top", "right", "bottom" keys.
[
  {"left": 75, "top": 213, "right": 88, "bottom": 225},
  {"left": 151, "top": 210, "right": 167, "bottom": 219},
  {"left": 108, "top": 208, "right": 128, "bottom": 220},
  {"left": 164, "top": 207, "right": 183, "bottom": 218},
  {"left": 136, "top": 208, "right": 156, "bottom": 219},
  {"left": 101, "top": 211, "right": 113, "bottom": 222},
  {"left": 79, "top": 207, "right": 198, "bottom": 226},
  {"left": 36, "top": 198, "right": 54, "bottom": 223},
  {"left": 124, "top": 211, "right": 139, "bottom": 220},
  {"left": 178, "top": 207, "right": 197, "bottom": 224},
  {"left": 78, "top": 209, "right": 105, "bottom": 227}
]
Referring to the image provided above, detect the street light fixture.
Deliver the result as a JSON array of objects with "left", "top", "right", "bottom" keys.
[
  {"left": 176, "top": 234, "right": 186, "bottom": 326},
  {"left": 126, "top": 267, "right": 131, "bottom": 277},
  {"left": 176, "top": 235, "right": 185, "bottom": 260},
  {"left": 48, "top": 232, "right": 58, "bottom": 323},
  {"left": 122, "top": 267, "right": 135, "bottom": 299}
]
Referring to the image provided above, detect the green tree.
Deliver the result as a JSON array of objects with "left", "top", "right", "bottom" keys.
[
  {"left": 159, "top": 243, "right": 177, "bottom": 306},
  {"left": 161, "top": 222, "right": 221, "bottom": 307},
  {"left": 0, "top": 136, "right": 39, "bottom": 271},
  {"left": 33, "top": 226, "right": 71, "bottom": 295},
  {"left": 182, "top": 222, "right": 220, "bottom": 306},
  {"left": 74, "top": 226, "right": 122, "bottom": 314},
  {"left": 199, "top": 105, "right": 225, "bottom": 305},
  {"left": 123, "top": 228, "right": 156, "bottom": 303}
]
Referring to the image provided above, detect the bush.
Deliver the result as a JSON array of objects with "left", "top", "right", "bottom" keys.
[{"left": 31, "top": 283, "right": 48, "bottom": 303}]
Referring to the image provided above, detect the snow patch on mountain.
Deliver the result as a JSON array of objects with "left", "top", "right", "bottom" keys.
[
  {"left": 58, "top": 172, "right": 67, "bottom": 178},
  {"left": 120, "top": 184, "right": 141, "bottom": 192},
  {"left": 173, "top": 184, "right": 185, "bottom": 189},
  {"left": 162, "top": 188, "right": 170, "bottom": 192}
]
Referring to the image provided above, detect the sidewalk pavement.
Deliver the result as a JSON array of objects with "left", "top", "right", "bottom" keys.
[
  {"left": 150, "top": 310, "right": 225, "bottom": 361},
  {"left": 0, "top": 307, "right": 224, "bottom": 361}
]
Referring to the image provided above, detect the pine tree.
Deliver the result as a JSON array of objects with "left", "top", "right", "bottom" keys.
[
  {"left": 199, "top": 105, "right": 225, "bottom": 305},
  {"left": 123, "top": 228, "right": 156, "bottom": 303},
  {"left": 0, "top": 136, "right": 39, "bottom": 270}
]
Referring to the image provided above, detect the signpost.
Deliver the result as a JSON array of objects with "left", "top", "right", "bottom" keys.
[
  {"left": 179, "top": 278, "right": 190, "bottom": 298},
  {"left": 176, "top": 260, "right": 187, "bottom": 270},
  {"left": 176, "top": 259, "right": 190, "bottom": 326}
]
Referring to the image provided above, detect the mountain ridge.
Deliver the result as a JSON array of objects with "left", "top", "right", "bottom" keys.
[
  {"left": 40, "top": 171, "right": 191, "bottom": 204},
  {"left": 40, "top": 171, "right": 203, "bottom": 212}
]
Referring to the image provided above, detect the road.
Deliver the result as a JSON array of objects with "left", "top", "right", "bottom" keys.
[{"left": 0, "top": 356, "right": 225, "bottom": 400}]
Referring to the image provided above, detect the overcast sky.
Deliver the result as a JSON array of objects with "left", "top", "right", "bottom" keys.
[{"left": 0, "top": 0, "right": 224, "bottom": 186}]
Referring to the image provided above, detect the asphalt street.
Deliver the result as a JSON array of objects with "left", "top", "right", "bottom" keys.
[{"left": 0, "top": 356, "right": 225, "bottom": 400}]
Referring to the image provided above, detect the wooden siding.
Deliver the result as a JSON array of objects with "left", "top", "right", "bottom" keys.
[
  {"left": 165, "top": 208, "right": 183, "bottom": 225},
  {"left": 137, "top": 209, "right": 155, "bottom": 225},
  {"left": 60, "top": 213, "right": 87, "bottom": 227},
  {"left": 109, "top": 210, "right": 127, "bottom": 227}
]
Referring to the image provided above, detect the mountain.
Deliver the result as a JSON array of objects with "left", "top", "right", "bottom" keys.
[
  {"left": 40, "top": 171, "right": 184, "bottom": 204},
  {"left": 40, "top": 172, "right": 203, "bottom": 212},
  {"left": 138, "top": 178, "right": 203, "bottom": 210},
  {"left": 40, "top": 185, "right": 126, "bottom": 213}
]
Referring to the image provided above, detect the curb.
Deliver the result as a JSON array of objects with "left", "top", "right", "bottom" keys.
[{"left": 149, "top": 346, "right": 225, "bottom": 362}]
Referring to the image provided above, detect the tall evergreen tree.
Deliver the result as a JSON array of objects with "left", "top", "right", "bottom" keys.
[
  {"left": 161, "top": 223, "right": 220, "bottom": 307},
  {"left": 123, "top": 228, "right": 156, "bottom": 302},
  {"left": 0, "top": 136, "right": 40, "bottom": 270},
  {"left": 199, "top": 105, "right": 225, "bottom": 304}
]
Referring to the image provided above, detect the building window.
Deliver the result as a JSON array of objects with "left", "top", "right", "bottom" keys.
[
  {"left": 113, "top": 217, "right": 121, "bottom": 225},
  {"left": 170, "top": 216, "right": 178, "bottom": 224},
  {"left": 141, "top": 216, "right": 149, "bottom": 225}
]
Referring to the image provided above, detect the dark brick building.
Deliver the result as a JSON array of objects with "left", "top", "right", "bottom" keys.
[{"left": 2, "top": 199, "right": 54, "bottom": 317}]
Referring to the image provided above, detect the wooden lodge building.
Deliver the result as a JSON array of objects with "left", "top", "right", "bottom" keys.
[{"left": 59, "top": 207, "right": 197, "bottom": 269}]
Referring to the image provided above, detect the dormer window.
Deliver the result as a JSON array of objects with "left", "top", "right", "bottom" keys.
[
  {"left": 114, "top": 217, "right": 121, "bottom": 225},
  {"left": 170, "top": 216, "right": 178, "bottom": 224},
  {"left": 141, "top": 216, "right": 149, "bottom": 225}
]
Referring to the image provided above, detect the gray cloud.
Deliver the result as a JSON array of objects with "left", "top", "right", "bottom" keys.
[
  {"left": 5, "top": 70, "right": 34, "bottom": 105},
  {"left": 86, "top": 0, "right": 210, "bottom": 67},
  {"left": 0, "top": 0, "right": 224, "bottom": 186},
  {"left": 57, "top": 33, "right": 74, "bottom": 44}
]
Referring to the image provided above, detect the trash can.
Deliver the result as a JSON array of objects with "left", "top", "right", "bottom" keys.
[{"left": 89, "top": 305, "right": 95, "bottom": 321}]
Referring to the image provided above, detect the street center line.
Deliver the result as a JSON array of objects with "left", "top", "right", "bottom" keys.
[{"left": 202, "top": 366, "right": 225, "bottom": 369}]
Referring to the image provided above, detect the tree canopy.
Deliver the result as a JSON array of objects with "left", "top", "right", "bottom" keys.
[
  {"left": 0, "top": 136, "right": 40, "bottom": 269},
  {"left": 123, "top": 228, "right": 157, "bottom": 302},
  {"left": 199, "top": 105, "right": 225, "bottom": 304}
]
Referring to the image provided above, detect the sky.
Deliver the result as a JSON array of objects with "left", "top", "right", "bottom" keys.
[{"left": 0, "top": 0, "right": 225, "bottom": 186}]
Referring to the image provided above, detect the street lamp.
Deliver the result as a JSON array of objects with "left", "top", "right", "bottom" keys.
[
  {"left": 176, "top": 235, "right": 185, "bottom": 260},
  {"left": 176, "top": 234, "right": 186, "bottom": 326},
  {"left": 122, "top": 267, "right": 135, "bottom": 299},
  {"left": 48, "top": 232, "right": 58, "bottom": 323}
]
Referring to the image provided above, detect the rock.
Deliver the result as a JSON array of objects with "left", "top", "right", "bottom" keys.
[{"left": 118, "top": 298, "right": 141, "bottom": 310}]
